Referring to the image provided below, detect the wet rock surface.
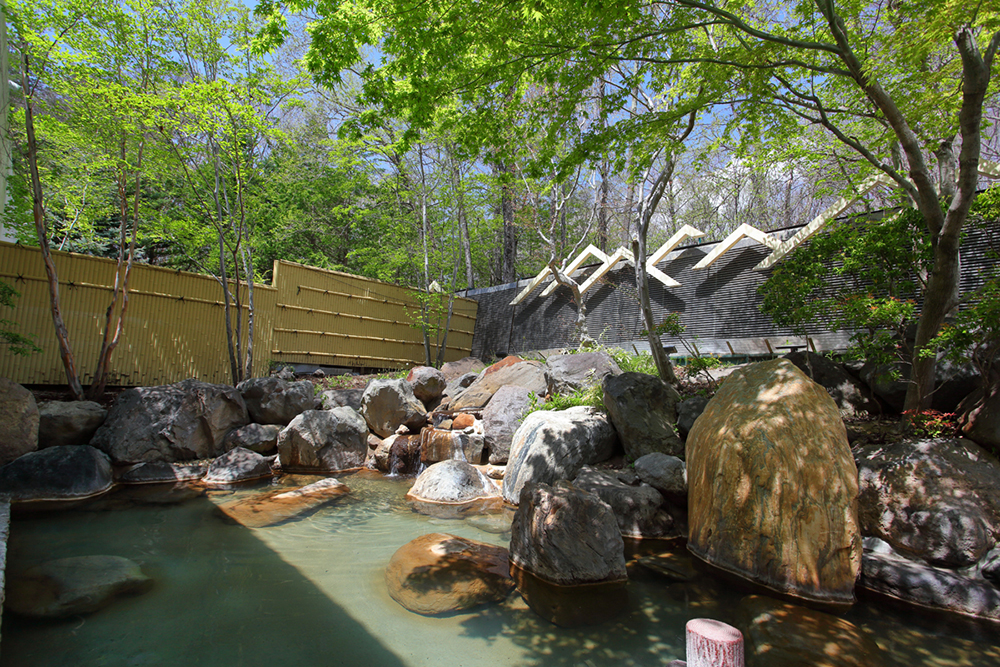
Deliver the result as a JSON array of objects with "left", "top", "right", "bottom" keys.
[
  {"left": 406, "top": 459, "right": 499, "bottom": 504},
  {"left": 278, "top": 408, "right": 369, "bottom": 473},
  {"left": 420, "top": 428, "right": 484, "bottom": 465},
  {"left": 361, "top": 379, "right": 427, "bottom": 438},
  {"left": 602, "top": 372, "right": 683, "bottom": 459},
  {"left": 0, "top": 445, "right": 113, "bottom": 501},
  {"left": 237, "top": 377, "right": 317, "bottom": 425},
  {"left": 372, "top": 434, "right": 422, "bottom": 475},
  {"left": 217, "top": 477, "right": 350, "bottom": 527},
  {"left": 7, "top": 555, "right": 152, "bottom": 619},
  {"left": 0, "top": 378, "right": 39, "bottom": 466},
  {"left": 37, "top": 400, "right": 106, "bottom": 448},
  {"left": 687, "top": 359, "right": 861, "bottom": 606},
  {"left": 119, "top": 460, "right": 209, "bottom": 484},
  {"left": 91, "top": 379, "right": 248, "bottom": 464},
  {"left": 502, "top": 406, "right": 619, "bottom": 505},
  {"left": 385, "top": 532, "right": 514, "bottom": 615}
]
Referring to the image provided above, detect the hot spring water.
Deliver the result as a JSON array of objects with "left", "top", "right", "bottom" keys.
[{"left": 2, "top": 473, "right": 998, "bottom": 667}]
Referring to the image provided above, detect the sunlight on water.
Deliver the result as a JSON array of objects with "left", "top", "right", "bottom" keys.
[{"left": 1, "top": 473, "right": 998, "bottom": 667}]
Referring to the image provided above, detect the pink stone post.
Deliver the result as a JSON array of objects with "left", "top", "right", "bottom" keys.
[{"left": 685, "top": 618, "right": 744, "bottom": 667}]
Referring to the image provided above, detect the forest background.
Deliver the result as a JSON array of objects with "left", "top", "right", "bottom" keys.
[{"left": 2, "top": 0, "right": 999, "bottom": 409}]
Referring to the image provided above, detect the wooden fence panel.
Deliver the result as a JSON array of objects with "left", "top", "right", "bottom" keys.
[{"left": 0, "top": 243, "right": 477, "bottom": 386}]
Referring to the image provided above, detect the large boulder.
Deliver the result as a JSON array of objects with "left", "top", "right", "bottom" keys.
[
  {"left": 686, "top": 359, "right": 861, "bottom": 607},
  {"left": 37, "top": 400, "right": 107, "bottom": 448},
  {"left": 508, "top": 481, "right": 627, "bottom": 626},
  {"left": 860, "top": 540, "right": 1000, "bottom": 622},
  {"left": 203, "top": 447, "right": 274, "bottom": 485},
  {"left": 405, "top": 366, "right": 447, "bottom": 406},
  {"left": 855, "top": 437, "right": 1000, "bottom": 568},
  {"left": 0, "top": 378, "right": 39, "bottom": 466},
  {"left": 502, "top": 406, "right": 619, "bottom": 505},
  {"left": 440, "top": 356, "right": 486, "bottom": 381},
  {"left": 217, "top": 477, "right": 350, "bottom": 528},
  {"left": 119, "top": 460, "right": 208, "bottom": 484},
  {"left": 572, "top": 465, "right": 673, "bottom": 538},
  {"left": 451, "top": 358, "right": 546, "bottom": 411},
  {"left": 237, "top": 377, "right": 317, "bottom": 425},
  {"left": 736, "top": 595, "right": 890, "bottom": 667},
  {"left": 223, "top": 423, "right": 282, "bottom": 455},
  {"left": 277, "top": 408, "right": 369, "bottom": 473},
  {"left": 959, "top": 386, "right": 1000, "bottom": 451},
  {"left": 785, "top": 351, "right": 882, "bottom": 418},
  {"left": 481, "top": 385, "right": 534, "bottom": 465},
  {"left": 544, "top": 351, "right": 621, "bottom": 396},
  {"left": 385, "top": 533, "right": 514, "bottom": 615},
  {"left": 318, "top": 388, "right": 364, "bottom": 411},
  {"left": 0, "top": 445, "right": 113, "bottom": 502},
  {"left": 360, "top": 379, "right": 427, "bottom": 438},
  {"left": 90, "top": 379, "right": 248, "bottom": 464},
  {"left": 6, "top": 555, "right": 152, "bottom": 619},
  {"left": 406, "top": 459, "right": 499, "bottom": 504},
  {"left": 601, "top": 372, "right": 683, "bottom": 460}
]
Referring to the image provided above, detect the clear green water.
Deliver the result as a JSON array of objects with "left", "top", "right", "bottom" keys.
[{"left": 2, "top": 473, "right": 999, "bottom": 667}]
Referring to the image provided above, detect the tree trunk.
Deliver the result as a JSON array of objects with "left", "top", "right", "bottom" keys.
[
  {"left": 500, "top": 158, "right": 517, "bottom": 283},
  {"left": 20, "top": 48, "right": 84, "bottom": 400},
  {"left": 547, "top": 259, "right": 593, "bottom": 347},
  {"left": 450, "top": 151, "right": 475, "bottom": 289}
]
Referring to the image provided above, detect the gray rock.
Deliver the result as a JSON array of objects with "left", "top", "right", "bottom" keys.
[
  {"left": 983, "top": 547, "right": 1000, "bottom": 586},
  {"left": 440, "top": 356, "right": 486, "bottom": 382},
  {"left": 860, "top": 362, "right": 910, "bottom": 413},
  {"left": 451, "top": 358, "right": 546, "bottom": 411},
  {"left": 360, "top": 379, "right": 427, "bottom": 438},
  {"left": 572, "top": 465, "right": 673, "bottom": 538},
  {"left": 0, "top": 378, "right": 39, "bottom": 466},
  {"left": 406, "top": 366, "right": 447, "bottom": 405},
  {"left": 0, "top": 445, "right": 113, "bottom": 502},
  {"left": 509, "top": 481, "right": 626, "bottom": 585},
  {"left": 6, "top": 555, "right": 152, "bottom": 619},
  {"left": 502, "top": 406, "right": 619, "bottom": 505},
  {"left": 91, "top": 379, "right": 248, "bottom": 464},
  {"left": 318, "top": 388, "right": 364, "bottom": 411},
  {"left": 785, "top": 351, "right": 882, "bottom": 418},
  {"left": 37, "top": 400, "right": 106, "bottom": 448},
  {"left": 601, "top": 372, "right": 682, "bottom": 460},
  {"left": 675, "top": 395, "right": 710, "bottom": 440},
  {"left": 119, "top": 460, "right": 208, "bottom": 484},
  {"left": 443, "top": 372, "right": 479, "bottom": 401},
  {"left": 544, "top": 351, "right": 621, "bottom": 396},
  {"left": 633, "top": 452, "right": 687, "bottom": 501},
  {"left": 275, "top": 366, "right": 296, "bottom": 381},
  {"left": 203, "top": 447, "right": 274, "bottom": 485},
  {"left": 861, "top": 547, "right": 1000, "bottom": 622},
  {"left": 481, "top": 385, "right": 534, "bottom": 465},
  {"left": 237, "top": 377, "right": 317, "bottom": 425},
  {"left": 224, "top": 423, "right": 282, "bottom": 454},
  {"left": 861, "top": 360, "right": 980, "bottom": 413},
  {"left": 406, "top": 459, "right": 499, "bottom": 504},
  {"left": 959, "top": 387, "right": 1000, "bottom": 451},
  {"left": 278, "top": 408, "right": 369, "bottom": 472},
  {"left": 856, "top": 437, "right": 1000, "bottom": 567}
]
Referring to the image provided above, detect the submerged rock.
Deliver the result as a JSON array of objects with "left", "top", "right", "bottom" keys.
[
  {"left": 0, "top": 378, "right": 39, "bottom": 466},
  {"left": 0, "top": 445, "right": 113, "bottom": 502},
  {"left": 37, "top": 400, "right": 107, "bottom": 448},
  {"left": 686, "top": 359, "right": 861, "bottom": 607},
  {"left": 6, "top": 555, "right": 152, "bottom": 619},
  {"left": 736, "top": 595, "right": 890, "bottom": 667},
  {"left": 385, "top": 532, "right": 514, "bottom": 615},
  {"left": 216, "top": 477, "right": 350, "bottom": 528},
  {"left": 91, "top": 379, "right": 248, "bottom": 464}
]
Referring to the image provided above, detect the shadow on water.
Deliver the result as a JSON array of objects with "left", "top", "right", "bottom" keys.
[{"left": 0, "top": 484, "right": 409, "bottom": 667}]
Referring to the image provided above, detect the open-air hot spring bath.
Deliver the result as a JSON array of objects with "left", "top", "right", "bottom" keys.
[{"left": 2, "top": 472, "right": 999, "bottom": 667}]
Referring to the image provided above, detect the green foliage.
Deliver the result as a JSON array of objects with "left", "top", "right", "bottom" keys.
[
  {"left": 643, "top": 312, "right": 720, "bottom": 385},
  {"left": 0, "top": 281, "right": 43, "bottom": 357},
  {"left": 604, "top": 346, "right": 658, "bottom": 376},
  {"left": 525, "top": 383, "right": 604, "bottom": 416}
]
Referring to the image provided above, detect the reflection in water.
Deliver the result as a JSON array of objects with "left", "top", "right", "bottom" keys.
[{"left": 1, "top": 474, "right": 998, "bottom": 667}]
